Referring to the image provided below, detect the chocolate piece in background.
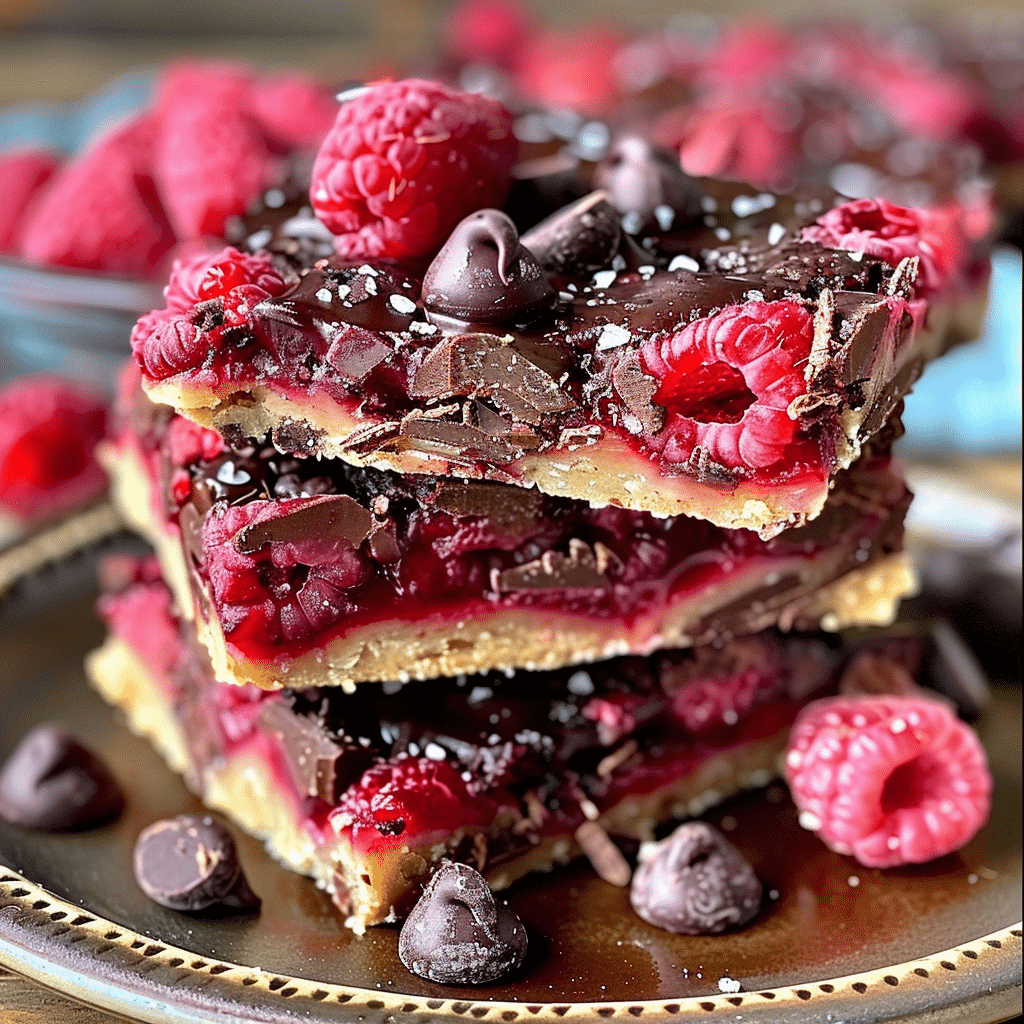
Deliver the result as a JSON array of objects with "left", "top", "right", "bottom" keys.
[
  {"left": 520, "top": 191, "right": 622, "bottom": 275},
  {"left": 0, "top": 723, "right": 124, "bottom": 832},
  {"left": 630, "top": 822, "right": 762, "bottom": 935},
  {"left": 133, "top": 815, "right": 260, "bottom": 915},
  {"left": 422, "top": 210, "right": 555, "bottom": 326},
  {"left": 594, "top": 135, "right": 703, "bottom": 234},
  {"left": 398, "top": 860, "right": 528, "bottom": 985}
]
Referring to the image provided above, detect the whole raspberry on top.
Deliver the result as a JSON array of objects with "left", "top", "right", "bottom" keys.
[
  {"left": 309, "top": 79, "right": 517, "bottom": 261},
  {"left": 785, "top": 695, "right": 992, "bottom": 868},
  {"left": 639, "top": 299, "right": 817, "bottom": 472},
  {"left": 801, "top": 198, "right": 964, "bottom": 296}
]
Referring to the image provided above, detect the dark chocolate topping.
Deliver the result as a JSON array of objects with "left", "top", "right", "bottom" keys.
[
  {"left": 133, "top": 815, "right": 260, "bottom": 914},
  {"left": 398, "top": 861, "right": 528, "bottom": 985},
  {"left": 630, "top": 821, "right": 762, "bottom": 934},
  {"left": 520, "top": 191, "right": 622, "bottom": 275},
  {"left": 0, "top": 724, "right": 124, "bottom": 832},
  {"left": 594, "top": 135, "right": 703, "bottom": 233},
  {"left": 422, "top": 210, "right": 555, "bottom": 326}
]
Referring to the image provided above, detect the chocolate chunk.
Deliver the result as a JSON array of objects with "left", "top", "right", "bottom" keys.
[
  {"left": 611, "top": 353, "right": 665, "bottom": 435},
  {"left": 399, "top": 413, "right": 521, "bottom": 463},
  {"left": 594, "top": 136, "right": 703, "bottom": 233},
  {"left": 411, "top": 333, "right": 571, "bottom": 425},
  {"left": 422, "top": 210, "right": 555, "bottom": 325},
  {"left": 433, "top": 480, "right": 545, "bottom": 536},
  {"left": 492, "top": 539, "right": 615, "bottom": 592},
  {"left": 0, "top": 724, "right": 124, "bottom": 832},
  {"left": 630, "top": 822, "right": 762, "bottom": 934},
  {"left": 521, "top": 191, "right": 622, "bottom": 275},
  {"left": 838, "top": 652, "right": 923, "bottom": 699},
  {"left": 133, "top": 815, "right": 260, "bottom": 914},
  {"left": 325, "top": 324, "right": 392, "bottom": 384},
  {"left": 398, "top": 860, "right": 528, "bottom": 985},
  {"left": 259, "top": 700, "right": 374, "bottom": 803},
  {"left": 235, "top": 494, "right": 373, "bottom": 555}
]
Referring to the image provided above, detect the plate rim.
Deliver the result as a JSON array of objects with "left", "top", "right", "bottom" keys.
[{"left": 0, "top": 868, "right": 1019, "bottom": 1024}]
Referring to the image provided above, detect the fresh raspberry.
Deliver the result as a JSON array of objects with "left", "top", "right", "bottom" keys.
[
  {"left": 164, "top": 414, "right": 225, "bottom": 468},
  {"left": 696, "top": 22, "right": 794, "bottom": 89},
  {"left": 444, "top": 0, "right": 533, "bottom": 69},
  {"left": 309, "top": 79, "right": 516, "bottom": 261},
  {"left": 249, "top": 73, "right": 339, "bottom": 150},
  {"left": 332, "top": 755, "right": 490, "bottom": 846},
  {"left": 155, "top": 63, "right": 277, "bottom": 239},
  {"left": 515, "top": 27, "right": 624, "bottom": 112},
  {"left": 132, "top": 247, "right": 288, "bottom": 380},
  {"left": 785, "top": 695, "right": 992, "bottom": 868},
  {"left": 203, "top": 498, "right": 375, "bottom": 646},
  {"left": 0, "top": 376, "right": 107, "bottom": 520},
  {"left": 639, "top": 299, "right": 817, "bottom": 472},
  {"left": 18, "top": 115, "right": 176, "bottom": 276},
  {"left": 671, "top": 95, "right": 797, "bottom": 189},
  {"left": 801, "top": 199, "right": 963, "bottom": 296},
  {"left": 0, "top": 149, "right": 60, "bottom": 254},
  {"left": 667, "top": 636, "right": 786, "bottom": 735}
]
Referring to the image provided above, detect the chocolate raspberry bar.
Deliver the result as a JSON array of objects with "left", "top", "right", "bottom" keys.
[
  {"left": 130, "top": 80, "right": 969, "bottom": 537},
  {"left": 103, "top": 368, "right": 913, "bottom": 689},
  {"left": 88, "top": 560, "right": 847, "bottom": 931}
]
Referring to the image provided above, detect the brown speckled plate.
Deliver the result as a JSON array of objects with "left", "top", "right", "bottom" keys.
[{"left": 0, "top": 580, "right": 1020, "bottom": 1023}]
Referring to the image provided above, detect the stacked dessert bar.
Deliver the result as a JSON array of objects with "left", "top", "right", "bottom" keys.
[{"left": 86, "top": 75, "right": 988, "bottom": 931}]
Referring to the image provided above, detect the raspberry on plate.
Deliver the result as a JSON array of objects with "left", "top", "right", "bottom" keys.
[
  {"left": 309, "top": 79, "right": 517, "bottom": 261},
  {"left": 785, "top": 695, "right": 992, "bottom": 868}
]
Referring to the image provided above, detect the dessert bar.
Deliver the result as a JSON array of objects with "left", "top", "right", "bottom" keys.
[
  {"left": 133, "top": 171, "right": 948, "bottom": 536},
  {"left": 104, "top": 370, "right": 913, "bottom": 689},
  {"left": 88, "top": 559, "right": 847, "bottom": 931}
]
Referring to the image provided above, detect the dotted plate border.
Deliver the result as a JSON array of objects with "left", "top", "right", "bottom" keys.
[{"left": 0, "top": 869, "right": 1019, "bottom": 1024}]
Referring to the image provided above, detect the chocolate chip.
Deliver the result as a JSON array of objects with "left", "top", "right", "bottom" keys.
[
  {"left": 630, "top": 822, "right": 762, "bottom": 934},
  {"left": 0, "top": 724, "right": 124, "bottom": 832},
  {"left": 594, "top": 135, "right": 703, "bottom": 233},
  {"left": 133, "top": 815, "right": 260, "bottom": 914},
  {"left": 398, "top": 860, "right": 528, "bottom": 985},
  {"left": 521, "top": 191, "right": 622, "bottom": 275},
  {"left": 422, "top": 210, "right": 555, "bottom": 326}
]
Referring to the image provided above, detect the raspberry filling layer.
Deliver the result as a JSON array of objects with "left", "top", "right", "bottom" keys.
[
  {"left": 121, "top": 392, "right": 909, "bottom": 662},
  {"left": 98, "top": 569, "right": 842, "bottom": 865}
]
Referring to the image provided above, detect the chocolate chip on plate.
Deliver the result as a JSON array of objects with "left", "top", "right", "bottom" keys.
[
  {"left": 630, "top": 822, "right": 762, "bottom": 934},
  {"left": 398, "top": 860, "right": 528, "bottom": 985},
  {"left": 133, "top": 815, "right": 261, "bottom": 915},
  {"left": 0, "top": 723, "right": 125, "bottom": 831}
]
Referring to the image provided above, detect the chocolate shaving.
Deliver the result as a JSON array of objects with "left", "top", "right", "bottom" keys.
[
  {"left": 399, "top": 414, "right": 520, "bottom": 463},
  {"left": 433, "top": 479, "right": 545, "bottom": 535},
  {"left": 885, "top": 255, "right": 919, "bottom": 298},
  {"left": 596, "top": 739, "right": 640, "bottom": 778},
  {"left": 411, "top": 334, "right": 571, "bottom": 426},
  {"left": 235, "top": 494, "right": 373, "bottom": 554},
  {"left": 575, "top": 821, "right": 631, "bottom": 887},
  {"left": 611, "top": 353, "right": 665, "bottom": 435},
  {"left": 492, "top": 539, "right": 615, "bottom": 592},
  {"left": 368, "top": 522, "right": 402, "bottom": 563}
]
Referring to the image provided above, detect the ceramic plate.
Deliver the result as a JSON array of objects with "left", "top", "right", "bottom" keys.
[{"left": 0, "top": 566, "right": 1019, "bottom": 1024}]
